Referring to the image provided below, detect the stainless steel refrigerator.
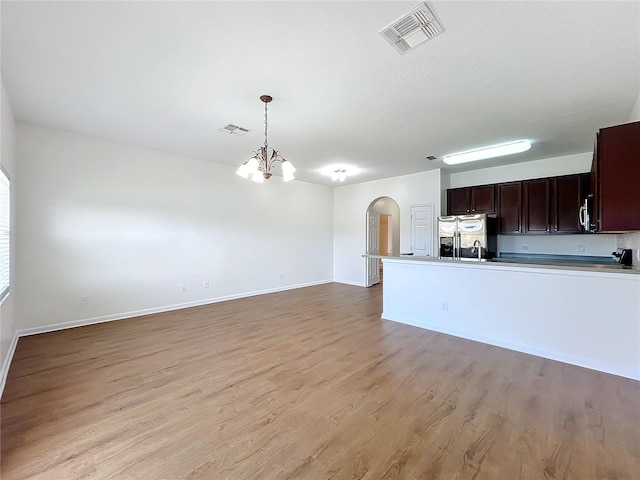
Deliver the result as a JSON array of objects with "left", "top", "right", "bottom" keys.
[{"left": 438, "top": 214, "right": 497, "bottom": 260}]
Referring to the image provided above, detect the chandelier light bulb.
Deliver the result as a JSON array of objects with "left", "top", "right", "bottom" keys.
[
  {"left": 281, "top": 160, "right": 296, "bottom": 182},
  {"left": 236, "top": 163, "right": 250, "bottom": 179},
  {"left": 251, "top": 170, "right": 264, "bottom": 183},
  {"left": 331, "top": 168, "right": 347, "bottom": 182}
]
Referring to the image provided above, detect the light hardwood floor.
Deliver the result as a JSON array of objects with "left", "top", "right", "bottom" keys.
[{"left": 2, "top": 283, "right": 639, "bottom": 479}]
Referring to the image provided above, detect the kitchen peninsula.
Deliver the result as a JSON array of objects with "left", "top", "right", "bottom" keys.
[{"left": 367, "top": 254, "right": 640, "bottom": 381}]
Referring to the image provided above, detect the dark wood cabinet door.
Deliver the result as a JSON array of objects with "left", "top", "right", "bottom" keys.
[
  {"left": 447, "top": 188, "right": 470, "bottom": 215},
  {"left": 590, "top": 139, "right": 599, "bottom": 231},
  {"left": 497, "top": 182, "right": 522, "bottom": 234},
  {"left": 553, "top": 174, "right": 584, "bottom": 233},
  {"left": 470, "top": 185, "right": 495, "bottom": 213},
  {"left": 598, "top": 121, "right": 640, "bottom": 231},
  {"left": 524, "top": 179, "right": 552, "bottom": 234}
]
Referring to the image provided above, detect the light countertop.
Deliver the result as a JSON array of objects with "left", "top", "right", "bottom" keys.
[{"left": 363, "top": 254, "right": 640, "bottom": 276}]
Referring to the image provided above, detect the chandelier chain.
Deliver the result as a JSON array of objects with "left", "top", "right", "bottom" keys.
[{"left": 264, "top": 101, "right": 268, "bottom": 149}]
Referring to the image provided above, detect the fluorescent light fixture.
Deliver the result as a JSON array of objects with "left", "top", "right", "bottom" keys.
[{"left": 442, "top": 140, "right": 532, "bottom": 165}]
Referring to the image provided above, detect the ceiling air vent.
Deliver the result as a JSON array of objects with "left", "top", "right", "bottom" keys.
[
  {"left": 219, "top": 124, "right": 249, "bottom": 136},
  {"left": 425, "top": 155, "right": 437, "bottom": 161},
  {"left": 380, "top": 3, "right": 444, "bottom": 54}
]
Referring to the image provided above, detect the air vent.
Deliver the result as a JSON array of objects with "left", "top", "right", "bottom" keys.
[
  {"left": 425, "top": 155, "right": 437, "bottom": 161},
  {"left": 380, "top": 3, "right": 444, "bottom": 54},
  {"left": 219, "top": 124, "right": 249, "bottom": 136}
]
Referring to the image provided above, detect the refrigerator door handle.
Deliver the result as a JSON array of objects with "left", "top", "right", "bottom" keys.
[
  {"left": 452, "top": 232, "right": 456, "bottom": 259},
  {"left": 451, "top": 232, "right": 458, "bottom": 260}
]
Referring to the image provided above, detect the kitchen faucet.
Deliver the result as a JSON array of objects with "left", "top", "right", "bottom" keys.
[{"left": 472, "top": 240, "right": 483, "bottom": 261}]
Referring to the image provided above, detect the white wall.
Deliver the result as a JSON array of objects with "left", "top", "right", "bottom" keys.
[
  {"left": 628, "top": 91, "right": 640, "bottom": 122},
  {"left": 448, "top": 152, "right": 592, "bottom": 188},
  {"left": 15, "top": 124, "right": 334, "bottom": 330},
  {"left": 383, "top": 258, "right": 640, "bottom": 380},
  {"left": 1, "top": 78, "right": 17, "bottom": 388},
  {"left": 333, "top": 170, "right": 441, "bottom": 286}
]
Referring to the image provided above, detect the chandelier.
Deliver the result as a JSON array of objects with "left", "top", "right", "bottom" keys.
[
  {"left": 236, "top": 95, "right": 295, "bottom": 183},
  {"left": 332, "top": 169, "right": 347, "bottom": 182}
]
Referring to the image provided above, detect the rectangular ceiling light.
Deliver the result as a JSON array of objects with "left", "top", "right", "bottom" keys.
[{"left": 442, "top": 140, "right": 532, "bottom": 165}]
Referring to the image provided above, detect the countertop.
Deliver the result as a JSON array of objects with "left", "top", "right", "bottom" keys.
[{"left": 363, "top": 254, "right": 640, "bottom": 276}]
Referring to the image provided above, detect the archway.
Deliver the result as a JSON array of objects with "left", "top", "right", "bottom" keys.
[{"left": 365, "top": 196, "right": 400, "bottom": 287}]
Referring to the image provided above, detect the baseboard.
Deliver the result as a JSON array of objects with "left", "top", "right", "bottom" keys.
[
  {"left": 333, "top": 279, "right": 367, "bottom": 287},
  {"left": 0, "top": 330, "right": 19, "bottom": 400},
  {"left": 18, "top": 279, "right": 334, "bottom": 337},
  {"left": 381, "top": 314, "right": 640, "bottom": 381}
]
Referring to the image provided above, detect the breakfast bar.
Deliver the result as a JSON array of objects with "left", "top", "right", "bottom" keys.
[{"left": 369, "top": 254, "right": 640, "bottom": 380}]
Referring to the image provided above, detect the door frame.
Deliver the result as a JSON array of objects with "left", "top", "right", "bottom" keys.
[{"left": 366, "top": 211, "right": 380, "bottom": 287}]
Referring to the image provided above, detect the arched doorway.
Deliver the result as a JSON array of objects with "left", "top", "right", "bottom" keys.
[{"left": 365, "top": 196, "right": 400, "bottom": 287}]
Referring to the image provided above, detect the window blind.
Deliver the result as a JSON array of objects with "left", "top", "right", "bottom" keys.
[{"left": 0, "top": 165, "right": 10, "bottom": 303}]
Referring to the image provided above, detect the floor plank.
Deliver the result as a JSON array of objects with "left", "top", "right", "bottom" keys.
[{"left": 2, "top": 283, "right": 639, "bottom": 479}]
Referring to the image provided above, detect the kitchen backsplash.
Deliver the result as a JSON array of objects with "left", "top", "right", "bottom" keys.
[{"left": 497, "top": 234, "right": 620, "bottom": 257}]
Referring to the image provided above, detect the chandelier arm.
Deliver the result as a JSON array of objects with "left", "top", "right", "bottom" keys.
[
  {"left": 265, "top": 149, "right": 277, "bottom": 170},
  {"left": 260, "top": 146, "right": 269, "bottom": 173}
]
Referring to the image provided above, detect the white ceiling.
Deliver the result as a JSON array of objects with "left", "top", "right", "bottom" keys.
[{"left": 2, "top": 1, "right": 639, "bottom": 186}]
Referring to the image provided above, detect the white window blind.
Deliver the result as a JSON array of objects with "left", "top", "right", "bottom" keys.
[{"left": 0, "top": 165, "right": 9, "bottom": 303}]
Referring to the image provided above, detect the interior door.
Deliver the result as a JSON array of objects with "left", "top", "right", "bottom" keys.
[
  {"left": 366, "top": 211, "right": 380, "bottom": 286},
  {"left": 411, "top": 204, "right": 433, "bottom": 256}
]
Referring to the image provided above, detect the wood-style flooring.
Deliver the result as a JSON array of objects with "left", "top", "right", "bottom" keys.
[{"left": 2, "top": 283, "right": 639, "bottom": 479}]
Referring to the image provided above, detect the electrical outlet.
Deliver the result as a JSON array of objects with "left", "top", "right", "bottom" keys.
[
  {"left": 80, "top": 295, "right": 89, "bottom": 305},
  {"left": 204, "top": 281, "right": 210, "bottom": 288},
  {"left": 181, "top": 284, "right": 187, "bottom": 292},
  {"left": 522, "top": 244, "right": 529, "bottom": 251},
  {"left": 279, "top": 273, "right": 284, "bottom": 280},
  {"left": 577, "top": 244, "right": 586, "bottom": 253},
  {"left": 441, "top": 302, "right": 448, "bottom": 311}
]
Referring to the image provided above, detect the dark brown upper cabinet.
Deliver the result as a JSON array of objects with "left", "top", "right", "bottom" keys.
[
  {"left": 497, "top": 182, "right": 522, "bottom": 234},
  {"left": 447, "top": 188, "right": 470, "bottom": 215},
  {"left": 470, "top": 185, "right": 495, "bottom": 213},
  {"left": 449, "top": 174, "right": 590, "bottom": 235},
  {"left": 523, "top": 174, "right": 589, "bottom": 235},
  {"left": 523, "top": 178, "right": 552, "bottom": 234},
  {"left": 592, "top": 121, "right": 640, "bottom": 232},
  {"left": 553, "top": 173, "right": 590, "bottom": 234},
  {"left": 447, "top": 185, "right": 495, "bottom": 215}
]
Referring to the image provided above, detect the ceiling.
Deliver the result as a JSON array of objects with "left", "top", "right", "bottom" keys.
[{"left": 1, "top": 1, "right": 639, "bottom": 186}]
